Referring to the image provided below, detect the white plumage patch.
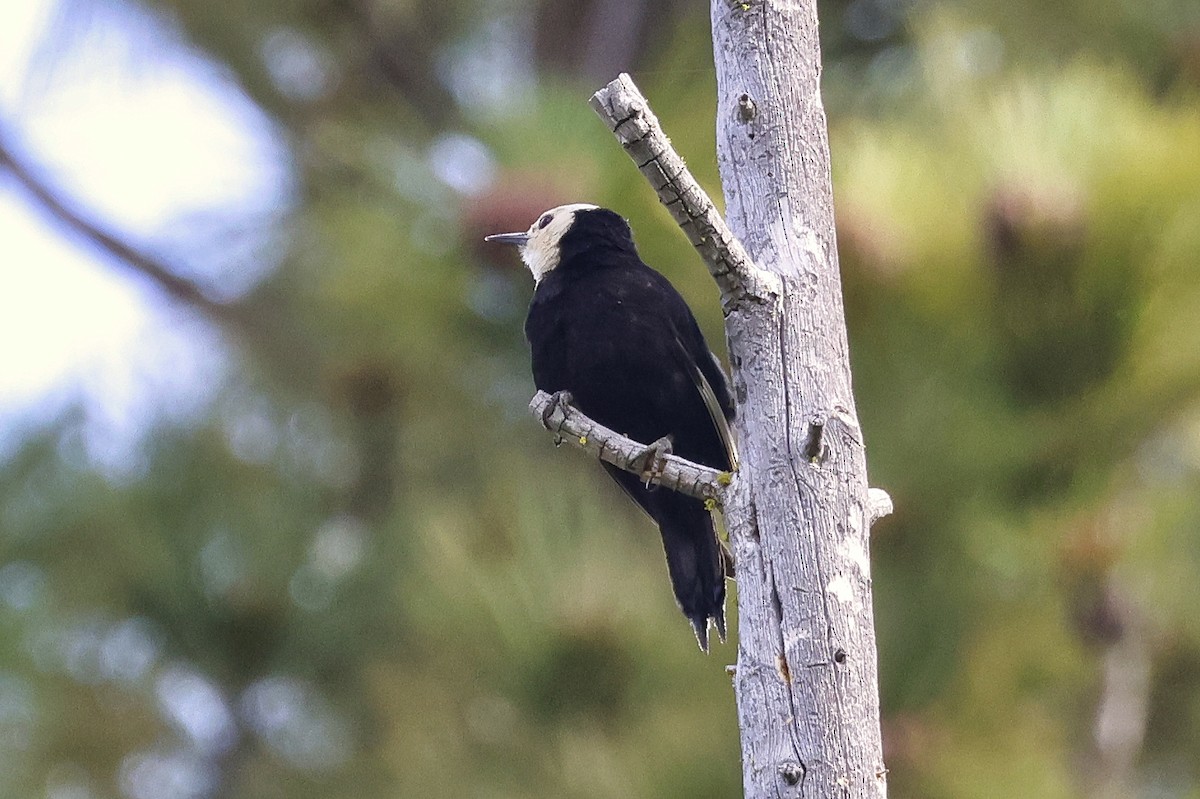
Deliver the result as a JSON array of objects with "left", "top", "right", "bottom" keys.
[{"left": 520, "top": 203, "right": 599, "bottom": 282}]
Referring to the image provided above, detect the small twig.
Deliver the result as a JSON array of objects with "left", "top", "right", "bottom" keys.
[
  {"left": 589, "top": 73, "right": 776, "bottom": 310},
  {"left": 529, "top": 390, "right": 730, "bottom": 506}
]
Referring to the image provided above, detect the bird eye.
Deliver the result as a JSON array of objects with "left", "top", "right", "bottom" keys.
[{"left": 537, "top": 214, "right": 553, "bottom": 230}]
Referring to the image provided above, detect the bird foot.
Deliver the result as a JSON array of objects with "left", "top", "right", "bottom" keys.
[
  {"left": 632, "top": 435, "right": 673, "bottom": 488},
  {"left": 539, "top": 390, "right": 575, "bottom": 429}
]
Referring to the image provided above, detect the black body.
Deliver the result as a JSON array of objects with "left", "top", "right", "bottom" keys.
[{"left": 524, "top": 208, "right": 735, "bottom": 648}]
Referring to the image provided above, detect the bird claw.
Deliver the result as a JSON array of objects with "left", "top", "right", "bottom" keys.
[
  {"left": 632, "top": 435, "right": 673, "bottom": 488},
  {"left": 540, "top": 390, "right": 575, "bottom": 429}
]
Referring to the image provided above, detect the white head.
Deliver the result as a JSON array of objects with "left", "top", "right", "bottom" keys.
[{"left": 484, "top": 203, "right": 600, "bottom": 282}]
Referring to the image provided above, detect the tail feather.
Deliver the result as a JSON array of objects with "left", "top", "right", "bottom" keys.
[
  {"left": 600, "top": 463, "right": 727, "bottom": 650},
  {"left": 654, "top": 491, "right": 726, "bottom": 652}
]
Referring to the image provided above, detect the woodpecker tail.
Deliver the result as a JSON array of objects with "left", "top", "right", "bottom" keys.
[{"left": 654, "top": 491, "right": 727, "bottom": 652}]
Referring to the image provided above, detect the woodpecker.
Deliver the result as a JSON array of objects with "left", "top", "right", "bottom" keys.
[{"left": 486, "top": 204, "right": 737, "bottom": 650}]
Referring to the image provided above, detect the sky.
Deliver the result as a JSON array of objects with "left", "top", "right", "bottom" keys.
[{"left": 0, "top": 0, "right": 285, "bottom": 462}]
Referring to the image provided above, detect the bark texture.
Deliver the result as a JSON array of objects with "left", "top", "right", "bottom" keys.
[{"left": 711, "top": 2, "right": 889, "bottom": 796}]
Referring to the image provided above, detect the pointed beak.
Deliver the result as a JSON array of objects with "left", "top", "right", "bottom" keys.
[{"left": 484, "top": 232, "right": 530, "bottom": 246}]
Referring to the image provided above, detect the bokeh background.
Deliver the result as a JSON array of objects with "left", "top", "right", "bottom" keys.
[{"left": 1, "top": 0, "right": 1199, "bottom": 797}]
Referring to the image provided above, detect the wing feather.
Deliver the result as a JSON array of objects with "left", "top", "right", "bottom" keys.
[{"left": 690, "top": 355, "right": 739, "bottom": 472}]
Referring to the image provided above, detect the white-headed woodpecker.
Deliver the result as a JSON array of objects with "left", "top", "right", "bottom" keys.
[{"left": 486, "top": 204, "right": 737, "bottom": 650}]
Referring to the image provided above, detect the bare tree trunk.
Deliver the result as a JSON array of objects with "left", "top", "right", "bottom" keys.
[
  {"left": 575, "top": 1, "right": 890, "bottom": 793},
  {"left": 711, "top": 2, "right": 889, "bottom": 796}
]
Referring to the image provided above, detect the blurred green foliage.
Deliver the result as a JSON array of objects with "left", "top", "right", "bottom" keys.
[{"left": 2, "top": 0, "right": 1200, "bottom": 798}]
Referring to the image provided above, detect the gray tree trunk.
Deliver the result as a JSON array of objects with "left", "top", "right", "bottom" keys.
[
  {"left": 581, "top": 1, "right": 890, "bottom": 793},
  {"left": 711, "top": 2, "right": 889, "bottom": 797}
]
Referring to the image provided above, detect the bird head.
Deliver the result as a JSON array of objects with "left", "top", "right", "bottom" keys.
[{"left": 484, "top": 202, "right": 603, "bottom": 282}]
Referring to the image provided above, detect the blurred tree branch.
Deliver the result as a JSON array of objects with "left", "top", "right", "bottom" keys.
[
  {"left": 0, "top": 125, "right": 233, "bottom": 324},
  {"left": 0, "top": 121, "right": 324, "bottom": 385},
  {"left": 534, "top": 0, "right": 694, "bottom": 84},
  {"left": 350, "top": 0, "right": 460, "bottom": 129}
]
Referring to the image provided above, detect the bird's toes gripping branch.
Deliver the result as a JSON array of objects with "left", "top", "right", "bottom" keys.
[
  {"left": 539, "top": 390, "right": 575, "bottom": 430},
  {"left": 631, "top": 435, "right": 674, "bottom": 488}
]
